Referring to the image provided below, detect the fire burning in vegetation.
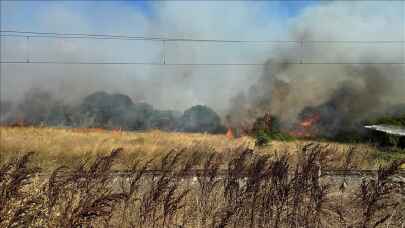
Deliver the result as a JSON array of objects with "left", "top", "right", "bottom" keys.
[
  {"left": 299, "top": 112, "right": 321, "bottom": 129},
  {"left": 1, "top": 3, "right": 405, "bottom": 143},
  {"left": 226, "top": 128, "right": 234, "bottom": 140},
  {"left": 227, "top": 59, "right": 405, "bottom": 140},
  {"left": 289, "top": 112, "right": 321, "bottom": 138}
]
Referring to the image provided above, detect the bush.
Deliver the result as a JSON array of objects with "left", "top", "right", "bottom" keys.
[
  {"left": 146, "top": 110, "right": 178, "bottom": 131},
  {"left": 251, "top": 113, "right": 280, "bottom": 135},
  {"left": 366, "top": 115, "right": 405, "bottom": 148},
  {"left": 255, "top": 130, "right": 295, "bottom": 147},
  {"left": 370, "top": 115, "right": 405, "bottom": 127},
  {"left": 177, "top": 105, "right": 226, "bottom": 134},
  {"left": 255, "top": 131, "right": 270, "bottom": 146},
  {"left": 372, "top": 149, "right": 405, "bottom": 165}
]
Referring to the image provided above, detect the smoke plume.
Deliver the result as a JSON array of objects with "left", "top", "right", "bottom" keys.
[
  {"left": 1, "top": 1, "right": 404, "bottom": 136},
  {"left": 227, "top": 1, "right": 405, "bottom": 136}
]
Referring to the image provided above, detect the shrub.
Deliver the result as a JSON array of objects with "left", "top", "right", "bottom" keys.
[
  {"left": 370, "top": 115, "right": 405, "bottom": 127},
  {"left": 177, "top": 105, "right": 226, "bottom": 134},
  {"left": 255, "top": 130, "right": 295, "bottom": 147}
]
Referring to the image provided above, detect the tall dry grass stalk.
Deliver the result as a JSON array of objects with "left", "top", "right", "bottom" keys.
[{"left": 1, "top": 144, "right": 404, "bottom": 228}]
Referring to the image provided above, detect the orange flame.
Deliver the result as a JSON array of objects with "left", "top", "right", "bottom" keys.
[
  {"left": 290, "top": 112, "right": 321, "bottom": 138},
  {"left": 112, "top": 128, "right": 123, "bottom": 134},
  {"left": 299, "top": 112, "right": 321, "bottom": 128},
  {"left": 226, "top": 128, "right": 234, "bottom": 140}
]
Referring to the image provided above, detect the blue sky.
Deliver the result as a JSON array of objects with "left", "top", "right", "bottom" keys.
[
  {"left": 126, "top": 1, "right": 319, "bottom": 18},
  {"left": 1, "top": 1, "right": 319, "bottom": 32}
]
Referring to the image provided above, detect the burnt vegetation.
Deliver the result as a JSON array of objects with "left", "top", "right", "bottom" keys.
[{"left": 1, "top": 144, "right": 404, "bottom": 228}]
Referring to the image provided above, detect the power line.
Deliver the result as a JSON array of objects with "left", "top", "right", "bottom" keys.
[
  {"left": 1, "top": 30, "right": 404, "bottom": 43},
  {"left": 2, "top": 30, "right": 404, "bottom": 66},
  {"left": 1, "top": 61, "right": 404, "bottom": 65},
  {"left": 0, "top": 30, "right": 294, "bottom": 43}
]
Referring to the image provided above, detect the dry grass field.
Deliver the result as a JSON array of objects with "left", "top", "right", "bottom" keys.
[
  {"left": 0, "top": 126, "right": 251, "bottom": 170},
  {"left": 1, "top": 126, "right": 405, "bottom": 227},
  {"left": 1, "top": 140, "right": 404, "bottom": 228},
  {"left": 0, "top": 126, "right": 390, "bottom": 171}
]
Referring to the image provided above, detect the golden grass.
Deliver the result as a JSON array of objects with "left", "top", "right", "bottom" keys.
[
  {"left": 0, "top": 126, "right": 250, "bottom": 169},
  {"left": 0, "top": 126, "right": 378, "bottom": 171}
]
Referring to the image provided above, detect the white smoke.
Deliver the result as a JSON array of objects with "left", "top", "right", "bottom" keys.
[{"left": 1, "top": 1, "right": 283, "bottom": 112}]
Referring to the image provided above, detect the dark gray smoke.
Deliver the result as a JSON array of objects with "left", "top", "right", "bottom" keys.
[
  {"left": 227, "top": 1, "right": 405, "bottom": 137},
  {"left": 228, "top": 57, "right": 405, "bottom": 137},
  {"left": 298, "top": 66, "right": 404, "bottom": 137}
]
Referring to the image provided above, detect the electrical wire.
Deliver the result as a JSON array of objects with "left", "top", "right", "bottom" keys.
[
  {"left": 1, "top": 61, "right": 404, "bottom": 65},
  {"left": 1, "top": 30, "right": 404, "bottom": 43},
  {"left": 1, "top": 30, "right": 404, "bottom": 66}
]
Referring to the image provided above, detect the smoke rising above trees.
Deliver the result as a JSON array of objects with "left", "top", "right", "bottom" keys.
[
  {"left": 226, "top": 2, "right": 405, "bottom": 137},
  {"left": 1, "top": 1, "right": 404, "bottom": 137}
]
